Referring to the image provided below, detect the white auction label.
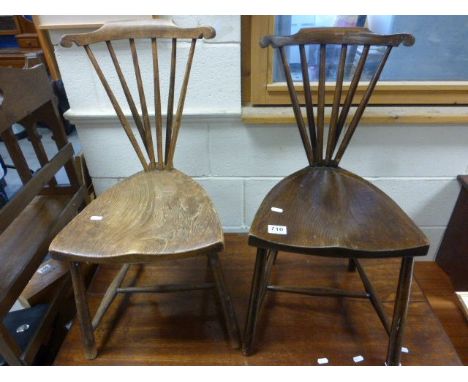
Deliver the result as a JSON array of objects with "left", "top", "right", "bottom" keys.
[
  {"left": 90, "top": 215, "right": 103, "bottom": 221},
  {"left": 268, "top": 225, "right": 287, "bottom": 235}
]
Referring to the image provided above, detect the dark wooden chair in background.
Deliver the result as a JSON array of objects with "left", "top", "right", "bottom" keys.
[
  {"left": 243, "top": 28, "right": 428, "bottom": 366},
  {"left": 0, "top": 64, "right": 86, "bottom": 365},
  {"left": 49, "top": 20, "right": 240, "bottom": 359}
]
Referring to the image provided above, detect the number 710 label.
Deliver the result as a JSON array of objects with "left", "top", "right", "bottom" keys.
[{"left": 268, "top": 225, "right": 288, "bottom": 235}]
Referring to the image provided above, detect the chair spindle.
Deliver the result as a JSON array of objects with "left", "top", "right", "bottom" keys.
[
  {"left": 299, "top": 44, "right": 317, "bottom": 162},
  {"left": 151, "top": 38, "right": 164, "bottom": 168},
  {"left": 166, "top": 39, "right": 197, "bottom": 169},
  {"left": 84, "top": 45, "right": 149, "bottom": 171},
  {"left": 129, "top": 38, "right": 156, "bottom": 167},
  {"left": 325, "top": 44, "right": 348, "bottom": 163},
  {"left": 165, "top": 38, "right": 177, "bottom": 165},
  {"left": 334, "top": 46, "right": 392, "bottom": 163},
  {"left": 279, "top": 46, "right": 314, "bottom": 165}
]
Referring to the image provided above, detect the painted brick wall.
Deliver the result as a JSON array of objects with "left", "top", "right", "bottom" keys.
[{"left": 48, "top": 16, "right": 468, "bottom": 260}]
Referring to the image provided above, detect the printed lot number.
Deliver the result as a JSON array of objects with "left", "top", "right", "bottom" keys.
[{"left": 268, "top": 225, "right": 287, "bottom": 235}]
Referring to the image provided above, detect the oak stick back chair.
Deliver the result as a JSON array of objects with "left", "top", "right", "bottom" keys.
[
  {"left": 49, "top": 20, "right": 240, "bottom": 359},
  {"left": 243, "top": 28, "right": 428, "bottom": 366},
  {"left": 0, "top": 63, "right": 85, "bottom": 365}
]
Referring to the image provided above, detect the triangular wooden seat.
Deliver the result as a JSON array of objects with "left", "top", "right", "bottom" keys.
[
  {"left": 243, "top": 26, "right": 426, "bottom": 366},
  {"left": 49, "top": 20, "right": 240, "bottom": 358},
  {"left": 50, "top": 170, "right": 223, "bottom": 263},
  {"left": 249, "top": 166, "right": 428, "bottom": 257}
]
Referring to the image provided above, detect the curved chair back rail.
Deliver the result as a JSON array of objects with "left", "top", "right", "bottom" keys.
[
  {"left": 60, "top": 19, "right": 216, "bottom": 171},
  {"left": 261, "top": 27, "right": 414, "bottom": 166}
]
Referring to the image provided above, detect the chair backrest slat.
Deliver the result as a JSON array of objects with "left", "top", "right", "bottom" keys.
[
  {"left": 106, "top": 41, "right": 148, "bottom": 156},
  {"left": 61, "top": 19, "right": 216, "bottom": 172},
  {"left": 332, "top": 44, "right": 370, "bottom": 158},
  {"left": 261, "top": 27, "right": 414, "bottom": 166},
  {"left": 151, "top": 38, "right": 164, "bottom": 168},
  {"left": 129, "top": 38, "right": 155, "bottom": 167},
  {"left": 326, "top": 44, "right": 347, "bottom": 162},
  {"left": 166, "top": 38, "right": 197, "bottom": 168},
  {"left": 334, "top": 46, "right": 393, "bottom": 163},
  {"left": 299, "top": 44, "right": 317, "bottom": 161},
  {"left": 316, "top": 44, "right": 327, "bottom": 161},
  {"left": 84, "top": 44, "right": 150, "bottom": 171},
  {"left": 279, "top": 46, "right": 314, "bottom": 165},
  {"left": 165, "top": 38, "right": 177, "bottom": 166}
]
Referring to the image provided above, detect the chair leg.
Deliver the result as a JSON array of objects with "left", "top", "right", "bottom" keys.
[
  {"left": 243, "top": 247, "right": 268, "bottom": 356},
  {"left": 385, "top": 256, "right": 414, "bottom": 366},
  {"left": 0, "top": 323, "right": 23, "bottom": 365},
  {"left": 208, "top": 253, "right": 241, "bottom": 349},
  {"left": 259, "top": 249, "right": 277, "bottom": 309},
  {"left": 69, "top": 261, "right": 98, "bottom": 360}
]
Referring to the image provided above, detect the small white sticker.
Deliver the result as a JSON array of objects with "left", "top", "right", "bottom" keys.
[
  {"left": 401, "top": 347, "right": 409, "bottom": 353},
  {"left": 90, "top": 215, "right": 103, "bottom": 221},
  {"left": 268, "top": 225, "right": 287, "bottom": 235},
  {"left": 317, "top": 357, "right": 329, "bottom": 365},
  {"left": 37, "top": 264, "right": 52, "bottom": 275},
  {"left": 271, "top": 207, "right": 283, "bottom": 213},
  {"left": 353, "top": 355, "right": 364, "bottom": 363}
]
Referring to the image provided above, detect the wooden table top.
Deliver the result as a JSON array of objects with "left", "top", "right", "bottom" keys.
[{"left": 54, "top": 234, "right": 461, "bottom": 366}]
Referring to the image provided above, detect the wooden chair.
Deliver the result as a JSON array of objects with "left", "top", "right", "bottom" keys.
[
  {"left": 243, "top": 28, "right": 428, "bottom": 366},
  {"left": 49, "top": 19, "right": 240, "bottom": 359},
  {"left": 0, "top": 63, "right": 86, "bottom": 365}
]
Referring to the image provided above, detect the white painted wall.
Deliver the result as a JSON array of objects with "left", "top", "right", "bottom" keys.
[{"left": 47, "top": 15, "right": 468, "bottom": 260}]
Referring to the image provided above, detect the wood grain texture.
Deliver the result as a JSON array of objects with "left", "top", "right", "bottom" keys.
[
  {"left": 260, "top": 27, "right": 415, "bottom": 49},
  {"left": 60, "top": 19, "right": 215, "bottom": 48},
  {"left": 249, "top": 166, "right": 428, "bottom": 257},
  {"left": 50, "top": 170, "right": 224, "bottom": 263},
  {"left": 53, "top": 235, "right": 461, "bottom": 365},
  {"left": 0, "top": 195, "right": 72, "bottom": 315}
]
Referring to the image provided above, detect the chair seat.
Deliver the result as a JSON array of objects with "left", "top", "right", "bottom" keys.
[
  {"left": 50, "top": 170, "right": 224, "bottom": 263},
  {"left": 249, "top": 166, "right": 429, "bottom": 258}
]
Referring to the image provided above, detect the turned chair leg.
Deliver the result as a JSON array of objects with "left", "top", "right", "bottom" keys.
[
  {"left": 69, "top": 261, "right": 97, "bottom": 360},
  {"left": 386, "top": 256, "right": 414, "bottom": 366},
  {"left": 243, "top": 247, "right": 268, "bottom": 356},
  {"left": 208, "top": 253, "right": 241, "bottom": 349}
]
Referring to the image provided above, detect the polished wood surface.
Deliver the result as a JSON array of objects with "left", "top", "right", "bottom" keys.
[
  {"left": 53, "top": 235, "right": 461, "bottom": 366},
  {"left": 260, "top": 27, "right": 415, "bottom": 49},
  {"left": 52, "top": 21, "right": 239, "bottom": 357},
  {"left": 245, "top": 28, "right": 426, "bottom": 366},
  {"left": 414, "top": 262, "right": 468, "bottom": 365},
  {"left": 60, "top": 19, "right": 215, "bottom": 48},
  {"left": 50, "top": 170, "right": 223, "bottom": 263},
  {"left": 435, "top": 175, "right": 468, "bottom": 290},
  {"left": 249, "top": 166, "right": 428, "bottom": 258}
]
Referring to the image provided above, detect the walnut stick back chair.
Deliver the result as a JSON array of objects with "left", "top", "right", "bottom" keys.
[
  {"left": 243, "top": 28, "right": 428, "bottom": 366},
  {"left": 49, "top": 20, "right": 240, "bottom": 359}
]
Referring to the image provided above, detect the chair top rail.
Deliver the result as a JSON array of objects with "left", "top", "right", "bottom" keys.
[
  {"left": 60, "top": 19, "right": 216, "bottom": 47},
  {"left": 260, "top": 27, "right": 415, "bottom": 48}
]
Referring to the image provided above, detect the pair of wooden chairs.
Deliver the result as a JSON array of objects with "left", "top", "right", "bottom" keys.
[{"left": 48, "top": 20, "right": 429, "bottom": 366}]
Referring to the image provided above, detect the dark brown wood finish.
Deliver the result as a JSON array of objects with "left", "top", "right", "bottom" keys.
[
  {"left": 435, "top": 175, "right": 468, "bottom": 290},
  {"left": 245, "top": 28, "right": 426, "bottom": 366},
  {"left": 0, "top": 64, "right": 85, "bottom": 365},
  {"left": 53, "top": 235, "right": 462, "bottom": 366},
  {"left": 50, "top": 19, "right": 239, "bottom": 359}
]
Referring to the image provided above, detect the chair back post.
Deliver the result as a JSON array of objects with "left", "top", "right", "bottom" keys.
[
  {"left": 60, "top": 19, "right": 216, "bottom": 171},
  {"left": 261, "top": 27, "right": 415, "bottom": 166}
]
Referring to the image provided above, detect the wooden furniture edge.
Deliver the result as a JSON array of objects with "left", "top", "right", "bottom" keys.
[{"left": 242, "top": 106, "right": 468, "bottom": 125}]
